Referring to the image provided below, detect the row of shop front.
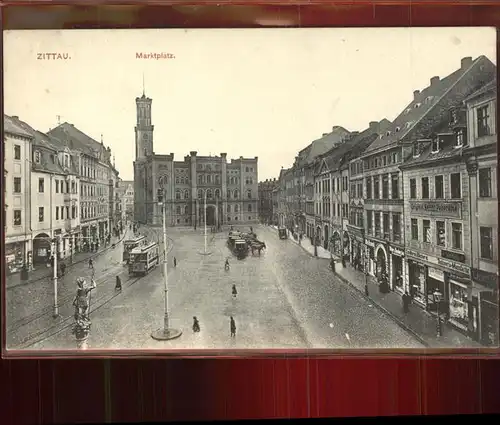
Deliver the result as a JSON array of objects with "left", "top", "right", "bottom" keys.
[
  {"left": 284, "top": 214, "right": 498, "bottom": 346},
  {"left": 5, "top": 218, "right": 112, "bottom": 275}
]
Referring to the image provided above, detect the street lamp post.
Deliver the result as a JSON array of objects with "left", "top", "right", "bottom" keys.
[
  {"left": 152, "top": 189, "right": 182, "bottom": 341},
  {"left": 314, "top": 228, "right": 318, "bottom": 257},
  {"left": 52, "top": 235, "right": 60, "bottom": 318},
  {"left": 204, "top": 191, "right": 208, "bottom": 254},
  {"left": 433, "top": 289, "right": 443, "bottom": 337}
]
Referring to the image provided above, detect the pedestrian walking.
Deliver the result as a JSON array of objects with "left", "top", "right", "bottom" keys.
[
  {"left": 88, "top": 258, "right": 93, "bottom": 269},
  {"left": 224, "top": 258, "right": 230, "bottom": 271},
  {"left": 173, "top": 257, "right": 177, "bottom": 267},
  {"left": 402, "top": 291, "right": 411, "bottom": 313},
  {"left": 232, "top": 284, "right": 238, "bottom": 298},
  {"left": 60, "top": 262, "right": 66, "bottom": 276},
  {"left": 230, "top": 316, "right": 236, "bottom": 337},
  {"left": 115, "top": 275, "right": 122, "bottom": 291},
  {"left": 192, "top": 316, "right": 200, "bottom": 333},
  {"left": 330, "top": 257, "right": 336, "bottom": 273}
]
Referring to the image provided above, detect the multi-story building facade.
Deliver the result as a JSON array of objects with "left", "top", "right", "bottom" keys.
[
  {"left": 290, "top": 127, "right": 350, "bottom": 238},
  {"left": 133, "top": 91, "right": 258, "bottom": 227},
  {"left": 4, "top": 115, "right": 33, "bottom": 275},
  {"left": 48, "top": 123, "right": 119, "bottom": 246},
  {"left": 258, "top": 178, "right": 278, "bottom": 224},
  {"left": 276, "top": 168, "right": 289, "bottom": 227},
  {"left": 344, "top": 120, "right": 392, "bottom": 269},
  {"left": 360, "top": 55, "right": 495, "bottom": 295},
  {"left": 10, "top": 116, "right": 81, "bottom": 265},
  {"left": 463, "top": 78, "right": 499, "bottom": 346},
  {"left": 118, "top": 180, "right": 134, "bottom": 222}
]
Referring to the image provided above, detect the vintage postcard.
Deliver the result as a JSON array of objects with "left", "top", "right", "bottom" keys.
[{"left": 2, "top": 27, "right": 498, "bottom": 353}]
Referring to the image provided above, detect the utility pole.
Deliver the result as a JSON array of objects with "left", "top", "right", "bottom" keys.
[
  {"left": 52, "top": 235, "right": 59, "bottom": 318},
  {"left": 151, "top": 189, "right": 182, "bottom": 341}
]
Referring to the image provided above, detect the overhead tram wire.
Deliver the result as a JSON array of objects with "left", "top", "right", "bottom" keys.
[{"left": 18, "top": 238, "right": 175, "bottom": 349}]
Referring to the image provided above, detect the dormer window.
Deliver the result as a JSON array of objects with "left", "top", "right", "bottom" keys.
[
  {"left": 380, "top": 134, "right": 384, "bottom": 139},
  {"left": 431, "top": 138, "right": 440, "bottom": 153},
  {"left": 413, "top": 143, "right": 420, "bottom": 158},
  {"left": 395, "top": 127, "right": 401, "bottom": 133},
  {"left": 405, "top": 108, "right": 411, "bottom": 114},
  {"left": 386, "top": 131, "right": 391, "bottom": 136},
  {"left": 414, "top": 103, "right": 422, "bottom": 109},
  {"left": 405, "top": 121, "right": 414, "bottom": 129},
  {"left": 425, "top": 96, "right": 434, "bottom": 104},
  {"left": 34, "top": 151, "right": 41, "bottom": 163}
]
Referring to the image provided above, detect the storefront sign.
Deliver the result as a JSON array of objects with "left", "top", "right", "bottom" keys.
[
  {"left": 428, "top": 267, "right": 445, "bottom": 282},
  {"left": 389, "top": 246, "right": 405, "bottom": 257},
  {"left": 437, "top": 257, "right": 470, "bottom": 276},
  {"left": 441, "top": 249, "right": 466, "bottom": 263},
  {"left": 407, "top": 249, "right": 436, "bottom": 263},
  {"left": 409, "top": 201, "right": 462, "bottom": 219}
]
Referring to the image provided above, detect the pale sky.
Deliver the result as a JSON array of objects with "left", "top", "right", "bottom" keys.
[{"left": 4, "top": 27, "right": 496, "bottom": 181}]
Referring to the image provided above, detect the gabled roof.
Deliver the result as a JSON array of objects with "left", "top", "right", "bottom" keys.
[
  {"left": 48, "top": 122, "right": 112, "bottom": 163},
  {"left": 315, "top": 119, "right": 392, "bottom": 174},
  {"left": 296, "top": 126, "right": 351, "bottom": 167},
  {"left": 464, "top": 77, "right": 497, "bottom": 103},
  {"left": 364, "top": 55, "right": 494, "bottom": 155},
  {"left": 8, "top": 116, "right": 79, "bottom": 175},
  {"left": 3, "top": 115, "right": 32, "bottom": 138}
]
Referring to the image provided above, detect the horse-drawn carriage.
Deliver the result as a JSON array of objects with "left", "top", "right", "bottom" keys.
[
  {"left": 227, "top": 230, "right": 267, "bottom": 257},
  {"left": 278, "top": 227, "right": 287, "bottom": 240}
]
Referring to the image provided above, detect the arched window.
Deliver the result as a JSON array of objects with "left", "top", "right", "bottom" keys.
[
  {"left": 230, "top": 177, "right": 234, "bottom": 185},
  {"left": 207, "top": 189, "right": 213, "bottom": 199},
  {"left": 175, "top": 190, "right": 181, "bottom": 200},
  {"left": 206, "top": 164, "right": 211, "bottom": 171},
  {"left": 184, "top": 189, "right": 190, "bottom": 199},
  {"left": 214, "top": 189, "right": 220, "bottom": 198},
  {"left": 198, "top": 174, "right": 203, "bottom": 184},
  {"left": 234, "top": 189, "right": 239, "bottom": 199},
  {"left": 235, "top": 204, "right": 239, "bottom": 213},
  {"left": 184, "top": 205, "right": 189, "bottom": 215},
  {"left": 158, "top": 175, "right": 168, "bottom": 186},
  {"left": 215, "top": 175, "right": 220, "bottom": 184},
  {"left": 207, "top": 175, "right": 212, "bottom": 184},
  {"left": 198, "top": 189, "right": 203, "bottom": 199},
  {"left": 247, "top": 189, "right": 252, "bottom": 199},
  {"left": 227, "top": 205, "right": 231, "bottom": 213},
  {"left": 227, "top": 190, "right": 231, "bottom": 199},
  {"left": 235, "top": 177, "right": 239, "bottom": 185},
  {"left": 248, "top": 204, "right": 252, "bottom": 212},
  {"left": 176, "top": 206, "right": 181, "bottom": 215},
  {"left": 175, "top": 177, "right": 180, "bottom": 184}
]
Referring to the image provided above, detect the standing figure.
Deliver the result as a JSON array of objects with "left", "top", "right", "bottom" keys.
[
  {"left": 88, "top": 258, "right": 93, "bottom": 269},
  {"left": 330, "top": 257, "right": 336, "bottom": 273},
  {"left": 60, "top": 262, "right": 66, "bottom": 276},
  {"left": 173, "top": 257, "right": 177, "bottom": 268},
  {"left": 192, "top": 316, "right": 200, "bottom": 333},
  {"left": 225, "top": 259, "right": 230, "bottom": 271},
  {"left": 230, "top": 316, "right": 236, "bottom": 337},
  {"left": 402, "top": 291, "right": 411, "bottom": 313},
  {"left": 232, "top": 284, "right": 238, "bottom": 298},
  {"left": 73, "top": 277, "right": 97, "bottom": 321},
  {"left": 115, "top": 275, "right": 122, "bottom": 291}
]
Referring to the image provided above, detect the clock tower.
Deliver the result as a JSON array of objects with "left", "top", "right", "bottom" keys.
[{"left": 135, "top": 90, "right": 154, "bottom": 159}]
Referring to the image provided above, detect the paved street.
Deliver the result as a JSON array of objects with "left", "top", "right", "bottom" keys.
[
  {"left": 5, "top": 230, "right": 131, "bottom": 349},
  {"left": 17, "top": 224, "right": 424, "bottom": 350}
]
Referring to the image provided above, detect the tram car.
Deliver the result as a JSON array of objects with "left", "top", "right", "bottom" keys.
[
  {"left": 128, "top": 242, "right": 159, "bottom": 276},
  {"left": 123, "top": 235, "right": 147, "bottom": 263}
]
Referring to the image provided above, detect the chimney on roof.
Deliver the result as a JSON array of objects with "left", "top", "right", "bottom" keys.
[
  {"left": 369, "top": 121, "right": 379, "bottom": 131},
  {"left": 322, "top": 133, "right": 329, "bottom": 137},
  {"left": 413, "top": 90, "right": 420, "bottom": 99},
  {"left": 430, "top": 76, "right": 440, "bottom": 86},
  {"left": 12, "top": 115, "right": 19, "bottom": 120},
  {"left": 461, "top": 56, "right": 473, "bottom": 69},
  {"left": 190, "top": 151, "right": 197, "bottom": 157}
]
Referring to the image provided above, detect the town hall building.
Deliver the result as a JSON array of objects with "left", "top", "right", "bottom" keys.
[{"left": 133, "top": 90, "right": 259, "bottom": 227}]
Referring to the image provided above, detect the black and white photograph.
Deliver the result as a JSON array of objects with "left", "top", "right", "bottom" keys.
[{"left": 2, "top": 27, "right": 499, "bottom": 353}]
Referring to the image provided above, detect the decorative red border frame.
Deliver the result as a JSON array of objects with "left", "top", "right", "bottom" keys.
[{"left": 1, "top": 2, "right": 500, "bottom": 421}]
